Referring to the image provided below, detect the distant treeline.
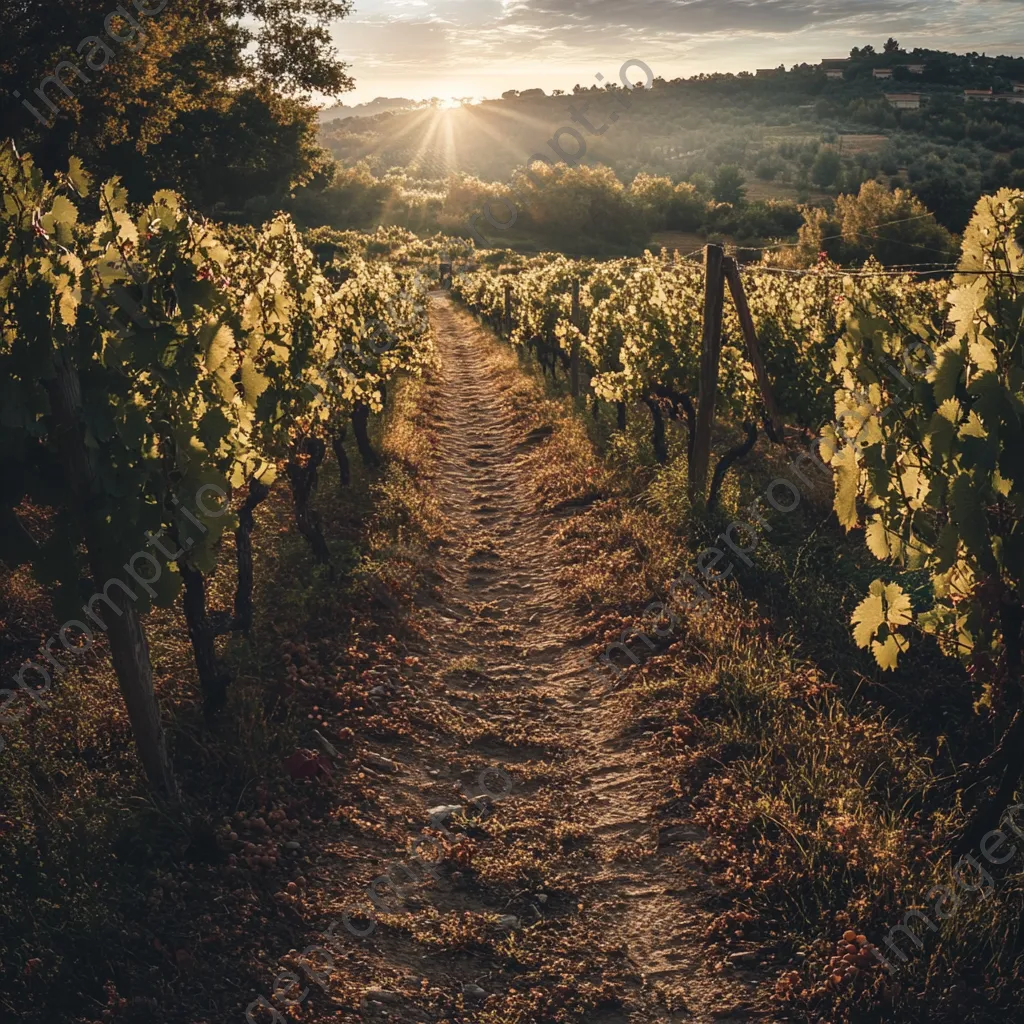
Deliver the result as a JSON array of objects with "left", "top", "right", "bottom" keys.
[
  {"left": 319, "top": 42, "right": 1024, "bottom": 237},
  {"left": 288, "top": 160, "right": 959, "bottom": 267}
]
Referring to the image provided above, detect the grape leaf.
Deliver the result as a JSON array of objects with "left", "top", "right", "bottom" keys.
[
  {"left": 151, "top": 563, "right": 183, "bottom": 608},
  {"left": 198, "top": 407, "right": 232, "bottom": 454},
  {"left": 202, "top": 323, "right": 234, "bottom": 374},
  {"left": 851, "top": 579, "right": 912, "bottom": 668},
  {"left": 949, "top": 471, "right": 989, "bottom": 563},
  {"left": 240, "top": 356, "right": 270, "bottom": 408},
  {"left": 852, "top": 587, "right": 884, "bottom": 649},
  {"left": 66, "top": 156, "right": 92, "bottom": 197},
  {"left": 832, "top": 443, "right": 860, "bottom": 529},
  {"left": 931, "top": 343, "right": 965, "bottom": 403},
  {"left": 873, "top": 633, "right": 909, "bottom": 670},
  {"left": 865, "top": 518, "right": 903, "bottom": 560}
]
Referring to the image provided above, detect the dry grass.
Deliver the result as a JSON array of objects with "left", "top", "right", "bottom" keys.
[
  {"left": 838, "top": 134, "right": 889, "bottom": 156},
  {"left": 743, "top": 180, "right": 832, "bottom": 205},
  {"left": 495, "top": 331, "right": 1024, "bottom": 1022},
  {"left": 651, "top": 230, "right": 710, "bottom": 254}
]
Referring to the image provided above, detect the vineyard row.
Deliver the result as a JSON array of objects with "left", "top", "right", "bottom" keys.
[
  {"left": 452, "top": 190, "right": 1024, "bottom": 848},
  {"left": 0, "top": 145, "right": 453, "bottom": 792}
]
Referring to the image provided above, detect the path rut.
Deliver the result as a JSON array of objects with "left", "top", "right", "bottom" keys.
[{"left": 403, "top": 295, "right": 770, "bottom": 1021}]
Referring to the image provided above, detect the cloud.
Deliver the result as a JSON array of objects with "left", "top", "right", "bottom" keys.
[
  {"left": 332, "top": 0, "right": 1024, "bottom": 101},
  {"left": 336, "top": 19, "right": 456, "bottom": 68},
  {"left": 500, "top": 0, "right": 924, "bottom": 38},
  {"left": 356, "top": 0, "right": 943, "bottom": 65}
]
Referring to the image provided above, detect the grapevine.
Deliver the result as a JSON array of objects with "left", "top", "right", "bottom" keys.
[{"left": 0, "top": 143, "right": 436, "bottom": 782}]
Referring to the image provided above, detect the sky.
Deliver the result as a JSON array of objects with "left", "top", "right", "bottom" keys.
[{"left": 328, "top": 0, "right": 1024, "bottom": 105}]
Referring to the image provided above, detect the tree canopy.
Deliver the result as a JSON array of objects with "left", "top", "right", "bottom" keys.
[
  {"left": 788, "top": 179, "right": 957, "bottom": 267},
  {"left": 0, "top": 0, "right": 354, "bottom": 214}
]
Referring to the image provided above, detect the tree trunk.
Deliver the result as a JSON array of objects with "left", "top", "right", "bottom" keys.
[
  {"left": 680, "top": 393, "right": 696, "bottom": 463},
  {"left": 104, "top": 599, "right": 176, "bottom": 795},
  {"left": 645, "top": 387, "right": 697, "bottom": 467},
  {"left": 287, "top": 436, "right": 331, "bottom": 564},
  {"left": 232, "top": 478, "right": 270, "bottom": 634},
  {"left": 708, "top": 422, "right": 759, "bottom": 511},
  {"left": 570, "top": 280, "right": 581, "bottom": 397},
  {"left": 689, "top": 244, "right": 726, "bottom": 502},
  {"left": 723, "top": 256, "right": 784, "bottom": 442},
  {"left": 47, "top": 346, "right": 177, "bottom": 796},
  {"left": 653, "top": 387, "right": 695, "bottom": 463},
  {"left": 177, "top": 478, "right": 269, "bottom": 713},
  {"left": 331, "top": 426, "right": 351, "bottom": 492},
  {"left": 178, "top": 562, "right": 230, "bottom": 714},
  {"left": 616, "top": 402, "right": 627, "bottom": 431},
  {"left": 351, "top": 403, "right": 380, "bottom": 469},
  {"left": 644, "top": 397, "right": 668, "bottom": 465}
]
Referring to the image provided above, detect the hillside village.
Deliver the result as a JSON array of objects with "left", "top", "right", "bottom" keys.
[
  {"left": 341, "top": 41, "right": 1024, "bottom": 119},
  {"left": 492, "top": 43, "right": 1024, "bottom": 111}
]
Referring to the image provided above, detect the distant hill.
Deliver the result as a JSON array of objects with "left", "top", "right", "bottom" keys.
[
  {"left": 317, "top": 44, "right": 1024, "bottom": 232},
  {"left": 319, "top": 98, "right": 422, "bottom": 124}
]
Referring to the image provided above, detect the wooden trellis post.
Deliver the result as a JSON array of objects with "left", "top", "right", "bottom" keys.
[
  {"left": 570, "top": 278, "right": 581, "bottom": 397},
  {"left": 503, "top": 282, "right": 513, "bottom": 337},
  {"left": 688, "top": 244, "right": 726, "bottom": 500},
  {"left": 688, "top": 246, "right": 786, "bottom": 501},
  {"left": 438, "top": 262, "right": 452, "bottom": 289},
  {"left": 723, "top": 257, "right": 784, "bottom": 441}
]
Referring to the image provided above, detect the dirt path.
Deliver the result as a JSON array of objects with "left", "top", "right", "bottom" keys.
[{"left": 391, "top": 295, "right": 771, "bottom": 1021}]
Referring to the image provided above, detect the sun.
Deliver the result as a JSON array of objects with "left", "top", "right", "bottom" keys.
[{"left": 437, "top": 97, "right": 461, "bottom": 110}]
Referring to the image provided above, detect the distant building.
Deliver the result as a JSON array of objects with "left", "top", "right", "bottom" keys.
[
  {"left": 873, "top": 68, "right": 894, "bottom": 80},
  {"left": 963, "top": 89, "right": 1023, "bottom": 104},
  {"left": 756, "top": 68, "right": 781, "bottom": 78},
  {"left": 885, "top": 92, "right": 922, "bottom": 110},
  {"left": 820, "top": 57, "right": 848, "bottom": 80},
  {"left": 1013, "top": 82, "right": 1024, "bottom": 93},
  {"left": 907, "top": 64, "right": 926, "bottom": 75}
]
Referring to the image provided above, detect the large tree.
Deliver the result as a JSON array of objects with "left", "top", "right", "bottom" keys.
[
  {"left": 0, "top": 0, "right": 353, "bottom": 214},
  {"left": 789, "top": 180, "right": 957, "bottom": 267}
]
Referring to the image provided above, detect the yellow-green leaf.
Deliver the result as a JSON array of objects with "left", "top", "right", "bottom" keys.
[
  {"left": 67, "top": 156, "right": 91, "bottom": 197},
  {"left": 833, "top": 443, "right": 860, "bottom": 530},
  {"left": 203, "top": 323, "right": 234, "bottom": 374},
  {"left": 240, "top": 356, "right": 270, "bottom": 408}
]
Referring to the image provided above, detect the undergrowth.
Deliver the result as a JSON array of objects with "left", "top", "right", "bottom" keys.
[{"left": 0, "top": 383, "right": 436, "bottom": 1024}]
